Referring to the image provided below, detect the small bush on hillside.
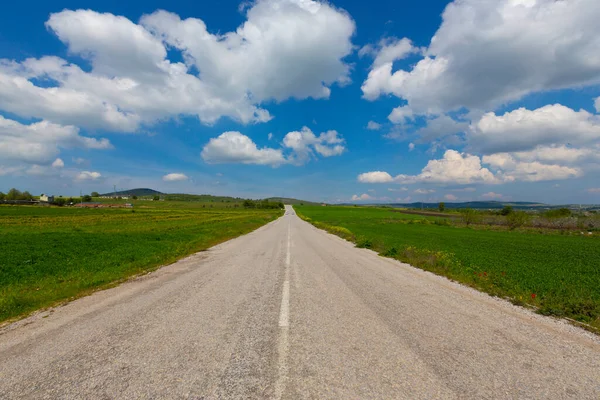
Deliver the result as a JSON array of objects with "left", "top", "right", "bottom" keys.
[{"left": 506, "top": 211, "right": 530, "bottom": 230}]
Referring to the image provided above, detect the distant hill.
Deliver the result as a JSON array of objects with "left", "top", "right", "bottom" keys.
[
  {"left": 265, "top": 197, "right": 319, "bottom": 205},
  {"left": 164, "top": 193, "right": 244, "bottom": 202},
  {"left": 100, "top": 188, "right": 163, "bottom": 197},
  {"left": 389, "top": 201, "right": 555, "bottom": 210}
]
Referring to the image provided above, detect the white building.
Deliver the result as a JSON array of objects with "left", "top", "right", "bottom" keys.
[{"left": 40, "top": 194, "right": 54, "bottom": 203}]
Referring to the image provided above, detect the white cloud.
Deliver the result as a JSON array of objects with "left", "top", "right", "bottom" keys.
[
  {"left": 408, "top": 143, "right": 415, "bottom": 151},
  {"left": 388, "top": 187, "right": 408, "bottom": 192},
  {"left": 444, "top": 194, "right": 457, "bottom": 201},
  {"left": 403, "top": 150, "right": 498, "bottom": 185},
  {"left": 76, "top": 171, "right": 102, "bottom": 181},
  {"left": 201, "top": 131, "right": 286, "bottom": 166},
  {"left": 283, "top": 127, "right": 345, "bottom": 163},
  {"left": 359, "top": 37, "right": 418, "bottom": 69},
  {"left": 202, "top": 127, "right": 345, "bottom": 167},
  {"left": 52, "top": 158, "right": 64, "bottom": 168},
  {"left": 351, "top": 193, "right": 373, "bottom": 201},
  {"left": 483, "top": 153, "right": 582, "bottom": 182},
  {"left": 163, "top": 173, "right": 188, "bottom": 182},
  {"left": 0, "top": 2, "right": 355, "bottom": 131},
  {"left": 416, "top": 115, "right": 468, "bottom": 142},
  {"left": 359, "top": 151, "right": 496, "bottom": 185},
  {"left": 268, "top": 133, "right": 273, "bottom": 140},
  {"left": 482, "top": 192, "right": 503, "bottom": 200},
  {"left": 469, "top": 104, "right": 600, "bottom": 154},
  {"left": 359, "top": 147, "right": 582, "bottom": 186},
  {"left": 367, "top": 121, "right": 382, "bottom": 130},
  {"left": 0, "top": 116, "right": 111, "bottom": 166},
  {"left": 387, "top": 106, "right": 414, "bottom": 124},
  {"left": 451, "top": 187, "right": 476, "bottom": 192},
  {"left": 415, "top": 188, "right": 435, "bottom": 194},
  {"left": 72, "top": 157, "right": 87, "bottom": 165},
  {"left": 362, "top": 0, "right": 600, "bottom": 114},
  {"left": 588, "top": 188, "right": 600, "bottom": 193},
  {"left": 357, "top": 171, "right": 394, "bottom": 183},
  {"left": 595, "top": 97, "right": 600, "bottom": 113}
]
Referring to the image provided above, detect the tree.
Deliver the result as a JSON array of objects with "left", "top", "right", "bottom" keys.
[
  {"left": 243, "top": 199, "right": 255, "bottom": 209},
  {"left": 91, "top": 191, "right": 99, "bottom": 197},
  {"left": 500, "top": 205, "right": 513, "bottom": 216},
  {"left": 82, "top": 194, "right": 92, "bottom": 202},
  {"left": 438, "top": 202, "right": 445, "bottom": 212},
  {"left": 21, "top": 191, "right": 33, "bottom": 201},
  {"left": 0, "top": 192, "right": 4, "bottom": 201},
  {"left": 67, "top": 197, "right": 74, "bottom": 204},
  {"left": 53, "top": 198, "right": 66, "bottom": 207},
  {"left": 461, "top": 208, "right": 479, "bottom": 226},
  {"left": 507, "top": 211, "right": 530, "bottom": 230},
  {"left": 153, "top": 195, "right": 160, "bottom": 201},
  {"left": 132, "top": 195, "right": 138, "bottom": 200},
  {"left": 6, "top": 188, "right": 21, "bottom": 201}
]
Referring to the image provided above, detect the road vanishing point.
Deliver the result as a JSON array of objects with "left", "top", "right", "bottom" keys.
[{"left": 1, "top": 206, "right": 599, "bottom": 399}]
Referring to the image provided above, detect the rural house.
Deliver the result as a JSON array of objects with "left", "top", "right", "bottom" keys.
[{"left": 40, "top": 194, "right": 54, "bottom": 203}]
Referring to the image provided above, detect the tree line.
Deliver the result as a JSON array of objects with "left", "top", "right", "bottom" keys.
[{"left": 243, "top": 199, "right": 284, "bottom": 209}]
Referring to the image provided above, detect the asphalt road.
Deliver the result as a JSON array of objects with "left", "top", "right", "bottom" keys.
[{"left": 1, "top": 205, "right": 599, "bottom": 399}]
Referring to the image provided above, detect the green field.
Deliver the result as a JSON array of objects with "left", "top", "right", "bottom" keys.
[
  {"left": 0, "top": 202, "right": 282, "bottom": 323},
  {"left": 295, "top": 205, "right": 600, "bottom": 331}
]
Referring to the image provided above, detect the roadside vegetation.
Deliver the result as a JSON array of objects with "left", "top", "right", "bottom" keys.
[
  {"left": 295, "top": 205, "right": 600, "bottom": 331},
  {"left": 0, "top": 201, "right": 282, "bottom": 323}
]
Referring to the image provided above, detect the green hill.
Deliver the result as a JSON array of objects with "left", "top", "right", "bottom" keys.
[{"left": 99, "top": 188, "right": 163, "bottom": 197}]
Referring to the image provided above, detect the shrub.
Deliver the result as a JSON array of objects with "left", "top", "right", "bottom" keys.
[
  {"left": 82, "top": 195, "right": 92, "bottom": 202},
  {"left": 544, "top": 208, "right": 571, "bottom": 218},
  {"left": 506, "top": 211, "right": 530, "bottom": 230},
  {"left": 438, "top": 202, "right": 445, "bottom": 212},
  {"left": 500, "top": 205, "right": 513, "bottom": 216},
  {"left": 460, "top": 208, "right": 479, "bottom": 226}
]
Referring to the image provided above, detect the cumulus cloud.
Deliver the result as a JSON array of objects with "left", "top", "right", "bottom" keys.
[
  {"left": 469, "top": 105, "right": 600, "bottom": 154},
  {"left": 351, "top": 193, "right": 372, "bottom": 201},
  {"left": 282, "top": 127, "right": 345, "bottom": 163},
  {"left": 362, "top": 0, "right": 600, "bottom": 115},
  {"left": 482, "top": 153, "right": 582, "bottom": 182},
  {"left": 201, "top": 127, "right": 345, "bottom": 167},
  {"left": 359, "top": 37, "right": 418, "bottom": 69},
  {"left": 52, "top": 158, "right": 64, "bottom": 168},
  {"left": 416, "top": 115, "right": 468, "bottom": 142},
  {"left": 444, "top": 194, "right": 457, "bottom": 201},
  {"left": 358, "top": 171, "right": 394, "bottom": 183},
  {"left": 367, "top": 121, "right": 381, "bottom": 130},
  {"left": 482, "top": 192, "right": 503, "bottom": 200},
  {"left": 0, "top": 116, "right": 111, "bottom": 166},
  {"left": 76, "top": 171, "right": 102, "bottom": 181},
  {"left": 359, "top": 148, "right": 582, "bottom": 186},
  {"left": 201, "top": 132, "right": 287, "bottom": 166},
  {"left": 387, "top": 106, "right": 414, "bottom": 124},
  {"left": 415, "top": 188, "right": 435, "bottom": 194},
  {"left": 408, "top": 143, "right": 415, "bottom": 151},
  {"left": 596, "top": 97, "right": 600, "bottom": 113},
  {"left": 0, "top": 2, "right": 355, "bottom": 131},
  {"left": 163, "top": 173, "right": 188, "bottom": 182}
]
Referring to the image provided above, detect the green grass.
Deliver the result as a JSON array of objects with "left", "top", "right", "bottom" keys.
[
  {"left": 295, "top": 205, "right": 600, "bottom": 331},
  {"left": 0, "top": 202, "right": 282, "bottom": 322}
]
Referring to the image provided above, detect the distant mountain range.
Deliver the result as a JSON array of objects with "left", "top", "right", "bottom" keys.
[
  {"left": 100, "top": 188, "right": 163, "bottom": 197},
  {"left": 388, "top": 201, "right": 594, "bottom": 210},
  {"left": 99, "top": 188, "right": 315, "bottom": 204}
]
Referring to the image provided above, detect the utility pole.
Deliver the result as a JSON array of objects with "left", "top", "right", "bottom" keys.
[{"left": 114, "top": 184, "right": 117, "bottom": 199}]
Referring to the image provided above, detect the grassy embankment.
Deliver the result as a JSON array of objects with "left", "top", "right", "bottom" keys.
[
  {"left": 295, "top": 205, "right": 600, "bottom": 331},
  {"left": 0, "top": 202, "right": 282, "bottom": 323}
]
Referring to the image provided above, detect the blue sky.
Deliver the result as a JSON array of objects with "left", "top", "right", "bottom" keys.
[{"left": 0, "top": 0, "right": 599, "bottom": 204}]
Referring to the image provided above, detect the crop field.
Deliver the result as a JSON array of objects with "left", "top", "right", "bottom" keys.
[
  {"left": 0, "top": 202, "right": 282, "bottom": 323},
  {"left": 295, "top": 205, "right": 600, "bottom": 331}
]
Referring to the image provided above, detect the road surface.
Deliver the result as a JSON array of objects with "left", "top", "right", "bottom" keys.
[{"left": 1, "top": 205, "right": 599, "bottom": 399}]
